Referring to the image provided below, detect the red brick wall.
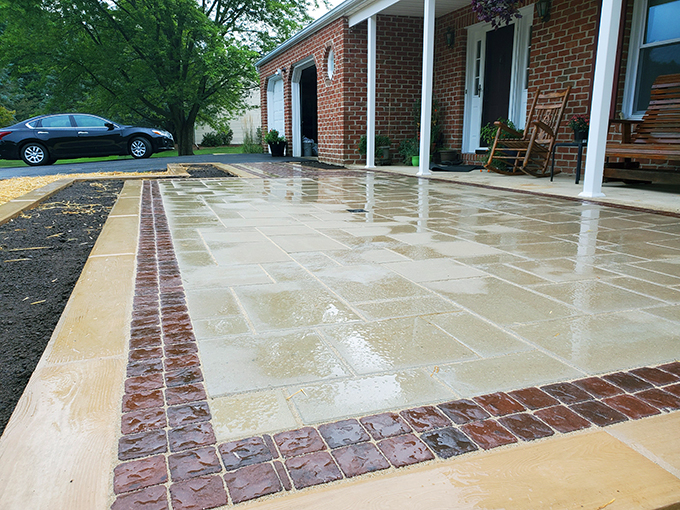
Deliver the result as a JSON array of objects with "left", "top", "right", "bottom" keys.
[{"left": 260, "top": 0, "right": 640, "bottom": 174}]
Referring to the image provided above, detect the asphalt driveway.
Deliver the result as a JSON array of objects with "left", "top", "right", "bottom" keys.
[{"left": 0, "top": 153, "right": 303, "bottom": 179}]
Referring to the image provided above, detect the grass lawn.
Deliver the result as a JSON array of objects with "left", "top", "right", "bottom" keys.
[{"left": 0, "top": 145, "right": 244, "bottom": 168}]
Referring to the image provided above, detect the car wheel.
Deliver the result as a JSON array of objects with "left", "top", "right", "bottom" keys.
[
  {"left": 129, "top": 137, "right": 152, "bottom": 159},
  {"left": 21, "top": 142, "right": 50, "bottom": 166}
]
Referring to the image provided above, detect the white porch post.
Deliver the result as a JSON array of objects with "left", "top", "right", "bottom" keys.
[
  {"left": 579, "top": 0, "right": 623, "bottom": 198},
  {"left": 417, "top": 0, "right": 435, "bottom": 176},
  {"left": 366, "top": 15, "right": 377, "bottom": 168}
]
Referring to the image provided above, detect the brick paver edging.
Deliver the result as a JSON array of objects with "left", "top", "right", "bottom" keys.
[{"left": 111, "top": 180, "right": 680, "bottom": 509}]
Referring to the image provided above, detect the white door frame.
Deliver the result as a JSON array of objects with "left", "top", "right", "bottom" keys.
[
  {"left": 462, "top": 4, "right": 533, "bottom": 153},
  {"left": 291, "top": 56, "right": 316, "bottom": 157}
]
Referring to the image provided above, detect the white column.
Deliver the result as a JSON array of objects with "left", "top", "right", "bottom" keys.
[
  {"left": 579, "top": 0, "right": 623, "bottom": 198},
  {"left": 417, "top": 0, "right": 435, "bottom": 176},
  {"left": 366, "top": 15, "right": 377, "bottom": 168}
]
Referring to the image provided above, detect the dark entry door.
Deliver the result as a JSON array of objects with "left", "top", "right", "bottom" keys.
[
  {"left": 300, "top": 66, "right": 318, "bottom": 152},
  {"left": 481, "top": 24, "right": 515, "bottom": 129}
]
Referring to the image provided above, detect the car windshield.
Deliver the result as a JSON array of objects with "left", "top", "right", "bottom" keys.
[
  {"left": 40, "top": 115, "right": 72, "bottom": 128},
  {"left": 73, "top": 115, "right": 111, "bottom": 128}
]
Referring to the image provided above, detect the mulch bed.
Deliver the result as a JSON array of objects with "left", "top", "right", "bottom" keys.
[{"left": 0, "top": 180, "right": 123, "bottom": 434}]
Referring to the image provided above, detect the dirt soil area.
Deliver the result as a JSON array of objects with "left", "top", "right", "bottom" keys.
[{"left": 0, "top": 180, "right": 123, "bottom": 434}]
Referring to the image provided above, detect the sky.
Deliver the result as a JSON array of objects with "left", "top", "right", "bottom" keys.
[{"left": 309, "top": 0, "right": 345, "bottom": 20}]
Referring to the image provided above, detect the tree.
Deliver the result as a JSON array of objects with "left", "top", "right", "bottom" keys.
[{"left": 0, "top": 0, "right": 317, "bottom": 155}]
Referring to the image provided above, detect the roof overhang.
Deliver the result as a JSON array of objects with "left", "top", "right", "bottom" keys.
[{"left": 256, "top": 0, "right": 470, "bottom": 69}]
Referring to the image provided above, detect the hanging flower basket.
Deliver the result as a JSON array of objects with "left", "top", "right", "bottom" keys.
[{"left": 470, "top": 0, "right": 522, "bottom": 28}]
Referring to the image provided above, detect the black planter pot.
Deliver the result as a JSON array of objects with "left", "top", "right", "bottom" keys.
[
  {"left": 269, "top": 141, "right": 287, "bottom": 157},
  {"left": 573, "top": 130, "right": 588, "bottom": 142}
]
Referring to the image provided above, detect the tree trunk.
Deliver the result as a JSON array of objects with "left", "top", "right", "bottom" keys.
[{"left": 176, "top": 120, "right": 195, "bottom": 156}]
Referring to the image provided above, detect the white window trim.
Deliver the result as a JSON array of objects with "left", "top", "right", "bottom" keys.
[{"left": 622, "top": 0, "right": 680, "bottom": 118}]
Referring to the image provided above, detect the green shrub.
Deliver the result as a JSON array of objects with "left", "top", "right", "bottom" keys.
[
  {"left": 398, "top": 138, "right": 419, "bottom": 164},
  {"left": 265, "top": 129, "right": 286, "bottom": 144},
  {"left": 358, "top": 134, "right": 391, "bottom": 156},
  {"left": 201, "top": 127, "right": 233, "bottom": 147},
  {"left": 242, "top": 126, "right": 264, "bottom": 153},
  {"left": 0, "top": 106, "right": 16, "bottom": 128}
]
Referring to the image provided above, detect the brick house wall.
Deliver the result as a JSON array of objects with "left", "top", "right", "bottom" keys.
[{"left": 259, "top": 0, "right": 641, "bottom": 174}]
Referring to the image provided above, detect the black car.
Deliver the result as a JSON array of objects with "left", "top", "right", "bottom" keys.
[{"left": 0, "top": 113, "right": 175, "bottom": 166}]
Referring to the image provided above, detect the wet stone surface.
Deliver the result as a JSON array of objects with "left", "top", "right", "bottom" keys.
[
  {"left": 274, "top": 427, "right": 327, "bottom": 458},
  {"left": 360, "top": 413, "right": 412, "bottom": 440},
  {"left": 534, "top": 406, "right": 592, "bottom": 434},
  {"left": 378, "top": 434, "right": 435, "bottom": 467},
  {"left": 224, "top": 463, "right": 283, "bottom": 504},
  {"left": 167, "top": 402, "right": 212, "bottom": 428},
  {"left": 603, "top": 394, "right": 661, "bottom": 420},
  {"left": 460, "top": 420, "right": 518, "bottom": 450},
  {"left": 473, "top": 393, "right": 525, "bottom": 416},
  {"left": 420, "top": 427, "right": 478, "bottom": 458},
  {"left": 438, "top": 399, "right": 491, "bottom": 424},
  {"left": 114, "top": 455, "right": 168, "bottom": 494},
  {"left": 168, "top": 446, "right": 222, "bottom": 481},
  {"left": 572, "top": 377, "right": 623, "bottom": 399},
  {"left": 603, "top": 372, "right": 654, "bottom": 393},
  {"left": 498, "top": 413, "right": 555, "bottom": 441},
  {"left": 332, "top": 442, "right": 391, "bottom": 477},
  {"left": 285, "top": 452, "right": 343, "bottom": 489},
  {"left": 318, "top": 419, "right": 370, "bottom": 449},
  {"left": 400, "top": 406, "right": 451, "bottom": 432},
  {"left": 571, "top": 401, "right": 628, "bottom": 427},
  {"left": 541, "top": 383, "right": 593, "bottom": 405},
  {"left": 219, "top": 436, "right": 273, "bottom": 471},
  {"left": 169, "top": 475, "right": 228, "bottom": 510},
  {"left": 508, "top": 387, "right": 560, "bottom": 410}
]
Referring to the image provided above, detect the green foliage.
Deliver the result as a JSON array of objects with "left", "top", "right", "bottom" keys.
[
  {"left": 413, "top": 99, "right": 444, "bottom": 153},
  {"left": 0, "top": 0, "right": 315, "bottom": 154},
  {"left": 480, "top": 118, "right": 521, "bottom": 146},
  {"left": 398, "top": 138, "right": 419, "bottom": 162},
  {"left": 0, "top": 105, "right": 15, "bottom": 127},
  {"left": 480, "top": 117, "right": 523, "bottom": 171},
  {"left": 241, "top": 127, "right": 264, "bottom": 153},
  {"left": 201, "top": 128, "right": 234, "bottom": 147},
  {"left": 358, "top": 134, "right": 391, "bottom": 156},
  {"left": 265, "top": 129, "right": 286, "bottom": 144}
]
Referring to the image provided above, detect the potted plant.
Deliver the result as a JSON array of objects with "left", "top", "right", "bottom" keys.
[
  {"left": 471, "top": 0, "right": 522, "bottom": 28},
  {"left": 398, "top": 138, "right": 419, "bottom": 166},
  {"left": 568, "top": 114, "right": 589, "bottom": 142},
  {"left": 358, "top": 134, "right": 392, "bottom": 165},
  {"left": 439, "top": 148, "right": 462, "bottom": 165},
  {"left": 265, "top": 129, "right": 287, "bottom": 157}
]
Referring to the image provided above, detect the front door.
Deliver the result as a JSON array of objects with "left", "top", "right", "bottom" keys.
[
  {"left": 481, "top": 24, "right": 515, "bottom": 130},
  {"left": 463, "top": 5, "right": 533, "bottom": 153}
]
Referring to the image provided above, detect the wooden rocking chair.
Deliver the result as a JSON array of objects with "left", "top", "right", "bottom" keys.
[{"left": 484, "top": 86, "right": 571, "bottom": 177}]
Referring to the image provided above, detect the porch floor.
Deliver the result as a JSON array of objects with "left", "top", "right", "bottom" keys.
[{"left": 1, "top": 162, "right": 679, "bottom": 509}]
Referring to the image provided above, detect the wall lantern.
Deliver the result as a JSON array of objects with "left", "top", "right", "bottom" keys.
[
  {"left": 446, "top": 27, "right": 455, "bottom": 48},
  {"left": 536, "top": 0, "right": 551, "bottom": 22}
]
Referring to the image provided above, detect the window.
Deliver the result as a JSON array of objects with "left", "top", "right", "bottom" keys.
[
  {"left": 327, "top": 48, "right": 335, "bottom": 80},
  {"left": 73, "top": 114, "right": 110, "bottom": 128},
  {"left": 39, "top": 115, "right": 72, "bottom": 128},
  {"left": 625, "top": 0, "right": 680, "bottom": 116}
]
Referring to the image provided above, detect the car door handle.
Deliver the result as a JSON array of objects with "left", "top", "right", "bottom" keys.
[
  {"left": 37, "top": 131, "right": 48, "bottom": 134},
  {"left": 78, "top": 131, "right": 88, "bottom": 135}
]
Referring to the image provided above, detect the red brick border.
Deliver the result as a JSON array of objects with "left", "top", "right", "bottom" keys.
[{"left": 111, "top": 180, "right": 680, "bottom": 509}]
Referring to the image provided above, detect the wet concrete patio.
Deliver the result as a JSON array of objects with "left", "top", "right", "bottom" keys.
[{"left": 1, "top": 162, "right": 679, "bottom": 509}]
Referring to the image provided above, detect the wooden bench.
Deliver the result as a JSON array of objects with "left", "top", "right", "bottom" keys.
[{"left": 605, "top": 73, "right": 680, "bottom": 184}]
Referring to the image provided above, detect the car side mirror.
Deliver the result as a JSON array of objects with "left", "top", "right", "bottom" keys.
[{"left": 105, "top": 122, "right": 115, "bottom": 130}]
